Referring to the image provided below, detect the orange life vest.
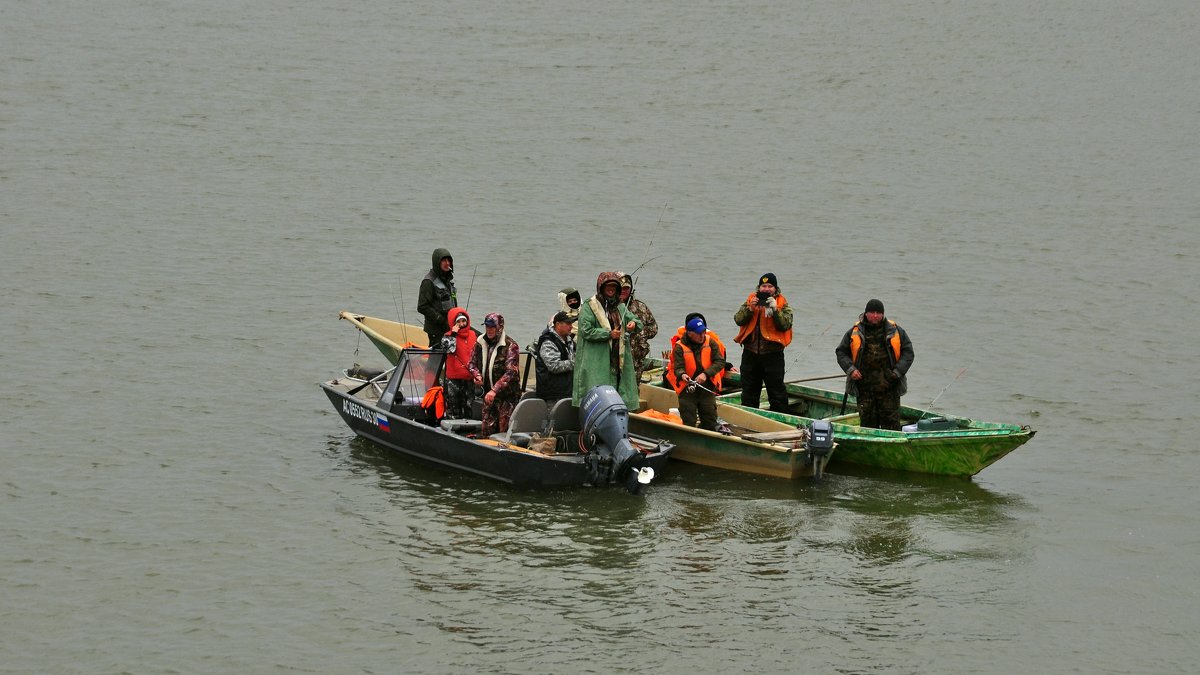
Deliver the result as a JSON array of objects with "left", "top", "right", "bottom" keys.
[
  {"left": 848, "top": 320, "right": 903, "bottom": 364},
  {"left": 733, "top": 293, "right": 793, "bottom": 347},
  {"left": 667, "top": 333, "right": 725, "bottom": 394},
  {"left": 421, "top": 386, "right": 445, "bottom": 420}
]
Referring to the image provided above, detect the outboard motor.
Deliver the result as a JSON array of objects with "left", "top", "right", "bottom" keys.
[
  {"left": 579, "top": 385, "right": 655, "bottom": 494},
  {"left": 805, "top": 419, "right": 835, "bottom": 479}
]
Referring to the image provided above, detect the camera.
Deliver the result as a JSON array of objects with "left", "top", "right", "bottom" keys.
[{"left": 756, "top": 290, "right": 772, "bottom": 303}]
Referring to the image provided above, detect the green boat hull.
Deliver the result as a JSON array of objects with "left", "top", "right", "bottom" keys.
[
  {"left": 642, "top": 357, "right": 1033, "bottom": 477},
  {"left": 717, "top": 385, "right": 1033, "bottom": 477}
]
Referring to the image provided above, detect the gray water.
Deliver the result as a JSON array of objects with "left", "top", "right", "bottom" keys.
[{"left": 3, "top": 1, "right": 1198, "bottom": 672}]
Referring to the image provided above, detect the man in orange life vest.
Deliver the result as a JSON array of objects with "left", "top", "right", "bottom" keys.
[
  {"left": 835, "top": 298, "right": 914, "bottom": 430},
  {"left": 733, "top": 272, "right": 794, "bottom": 412},
  {"left": 668, "top": 317, "right": 727, "bottom": 431}
]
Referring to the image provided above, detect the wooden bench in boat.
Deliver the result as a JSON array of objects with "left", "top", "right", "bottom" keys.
[{"left": 740, "top": 429, "right": 808, "bottom": 443}]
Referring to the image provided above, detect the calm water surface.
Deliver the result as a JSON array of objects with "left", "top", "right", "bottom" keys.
[{"left": 3, "top": 1, "right": 1198, "bottom": 672}]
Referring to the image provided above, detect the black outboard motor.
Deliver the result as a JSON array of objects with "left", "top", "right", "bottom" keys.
[
  {"left": 579, "top": 385, "right": 655, "bottom": 494},
  {"left": 805, "top": 419, "right": 835, "bottom": 479}
]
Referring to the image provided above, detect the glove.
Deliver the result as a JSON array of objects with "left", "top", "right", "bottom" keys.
[{"left": 765, "top": 297, "right": 777, "bottom": 309}]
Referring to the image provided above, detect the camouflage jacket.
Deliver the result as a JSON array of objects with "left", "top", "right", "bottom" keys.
[{"left": 626, "top": 298, "right": 658, "bottom": 368}]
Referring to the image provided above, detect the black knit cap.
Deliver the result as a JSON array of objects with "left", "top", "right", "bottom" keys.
[
  {"left": 758, "top": 272, "right": 778, "bottom": 288},
  {"left": 865, "top": 299, "right": 885, "bottom": 314}
]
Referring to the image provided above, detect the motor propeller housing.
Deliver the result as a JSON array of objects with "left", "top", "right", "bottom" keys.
[{"left": 579, "top": 385, "right": 651, "bottom": 492}]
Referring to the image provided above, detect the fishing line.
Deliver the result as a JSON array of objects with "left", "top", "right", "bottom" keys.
[{"left": 922, "top": 367, "right": 968, "bottom": 418}]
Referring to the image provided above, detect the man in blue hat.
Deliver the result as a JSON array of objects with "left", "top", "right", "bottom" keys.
[{"left": 669, "top": 316, "right": 727, "bottom": 431}]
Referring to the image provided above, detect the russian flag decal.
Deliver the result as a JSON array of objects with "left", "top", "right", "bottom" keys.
[{"left": 376, "top": 415, "right": 391, "bottom": 432}]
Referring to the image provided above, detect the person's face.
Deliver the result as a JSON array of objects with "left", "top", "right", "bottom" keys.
[
  {"left": 439, "top": 257, "right": 452, "bottom": 272},
  {"left": 567, "top": 298, "right": 580, "bottom": 309},
  {"left": 554, "top": 321, "right": 572, "bottom": 338},
  {"left": 455, "top": 316, "right": 468, "bottom": 330},
  {"left": 758, "top": 282, "right": 776, "bottom": 296},
  {"left": 619, "top": 286, "right": 631, "bottom": 302},
  {"left": 602, "top": 283, "right": 618, "bottom": 297},
  {"left": 864, "top": 310, "right": 884, "bottom": 325},
  {"left": 485, "top": 324, "right": 498, "bottom": 338}
]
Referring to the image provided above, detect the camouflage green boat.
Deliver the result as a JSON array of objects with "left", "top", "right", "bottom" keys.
[
  {"left": 643, "top": 356, "right": 1033, "bottom": 477},
  {"left": 712, "top": 383, "right": 1034, "bottom": 477}
]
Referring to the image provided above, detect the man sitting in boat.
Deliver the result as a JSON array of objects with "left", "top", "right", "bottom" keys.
[
  {"left": 472, "top": 312, "right": 522, "bottom": 435},
  {"left": 667, "top": 317, "right": 727, "bottom": 431},
  {"left": 441, "top": 307, "right": 481, "bottom": 420},
  {"left": 835, "top": 298, "right": 915, "bottom": 430}
]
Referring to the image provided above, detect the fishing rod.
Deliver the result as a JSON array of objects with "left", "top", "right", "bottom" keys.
[
  {"left": 784, "top": 373, "right": 845, "bottom": 385},
  {"left": 462, "top": 263, "right": 478, "bottom": 312},
  {"left": 392, "top": 281, "right": 406, "bottom": 324},
  {"left": 627, "top": 254, "right": 663, "bottom": 286},
  {"left": 682, "top": 376, "right": 718, "bottom": 396},
  {"left": 921, "top": 367, "right": 968, "bottom": 418},
  {"left": 392, "top": 278, "right": 420, "bottom": 346},
  {"left": 628, "top": 202, "right": 669, "bottom": 287},
  {"left": 787, "top": 324, "right": 833, "bottom": 372}
]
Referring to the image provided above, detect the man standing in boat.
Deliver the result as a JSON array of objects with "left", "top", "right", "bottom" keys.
[
  {"left": 835, "top": 299, "right": 915, "bottom": 430},
  {"left": 733, "top": 272, "right": 793, "bottom": 412},
  {"left": 555, "top": 287, "right": 582, "bottom": 337},
  {"left": 618, "top": 273, "right": 658, "bottom": 384},
  {"left": 668, "top": 317, "right": 727, "bottom": 431},
  {"left": 441, "top": 307, "right": 480, "bottom": 420},
  {"left": 473, "top": 312, "right": 522, "bottom": 435},
  {"left": 573, "top": 271, "right": 643, "bottom": 410},
  {"left": 417, "top": 247, "right": 457, "bottom": 347}
]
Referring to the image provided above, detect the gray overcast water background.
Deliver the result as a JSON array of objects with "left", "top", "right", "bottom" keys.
[{"left": 2, "top": 1, "right": 1198, "bottom": 672}]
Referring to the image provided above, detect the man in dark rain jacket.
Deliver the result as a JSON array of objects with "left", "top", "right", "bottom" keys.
[
  {"left": 417, "top": 247, "right": 457, "bottom": 347},
  {"left": 835, "top": 298, "right": 914, "bottom": 430}
]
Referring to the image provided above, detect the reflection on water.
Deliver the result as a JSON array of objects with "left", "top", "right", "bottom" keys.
[
  {"left": 341, "top": 436, "right": 657, "bottom": 569},
  {"left": 339, "top": 432, "right": 1029, "bottom": 575},
  {"left": 327, "top": 417, "right": 1035, "bottom": 671}
]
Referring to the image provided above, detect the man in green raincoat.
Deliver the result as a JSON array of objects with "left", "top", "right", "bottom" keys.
[{"left": 572, "top": 271, "right": 644, "bottom": 410}]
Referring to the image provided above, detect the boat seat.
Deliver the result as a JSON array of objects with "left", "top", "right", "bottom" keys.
[
  {"left": 545, "top": 398, "right": 577, "bottom": 434},
  {"left": 507, "top": 397, "right": 549, "bottom": 434},
  {"left": 489, "top": 397, "right": 548, "bottom": 447},
  {"left": 489, "top": 432, "right": 533, "bottom": 447},
  {"left": 440, "top": 418, "right": 482, "bottom": 435}
]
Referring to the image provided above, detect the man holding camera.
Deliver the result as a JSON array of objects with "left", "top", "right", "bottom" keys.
[{"left": 733, "top": 272, "right": 794, "bottom": 412}]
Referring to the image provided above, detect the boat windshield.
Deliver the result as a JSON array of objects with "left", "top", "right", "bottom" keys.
[
  {"left": 379, "top": 349, "right": 446, "bottom": 411},
  {"left": 398, "top": 350, "right": 443, "bottom": 394}
]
